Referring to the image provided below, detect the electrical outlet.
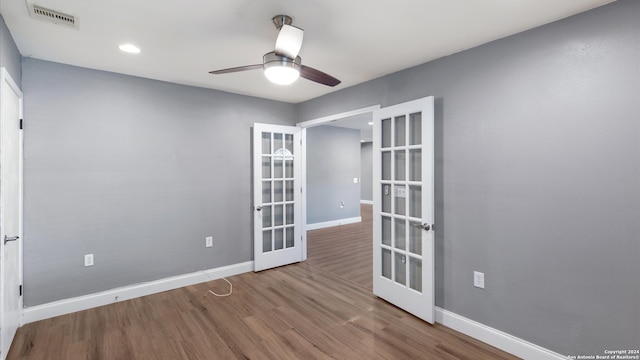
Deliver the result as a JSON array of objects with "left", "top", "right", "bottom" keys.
[
  {"left": 84, "top": 254, "right": 94, "bottom": 267},
  {"left": 474, "top": 271, "right": 485, "bottom": 289},
  {"left": 205, "top": 236, "right": 213, "bottom": 248},
  {"left": 340, "top": 201, "right": 345, "bottom": 208},
  {"left": 353, "top": 177, "right": 359, "bottom": 184}
]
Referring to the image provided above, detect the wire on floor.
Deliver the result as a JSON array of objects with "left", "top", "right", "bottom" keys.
[{"left": 203, "top": 277, "right": 233, "bottom": 298}]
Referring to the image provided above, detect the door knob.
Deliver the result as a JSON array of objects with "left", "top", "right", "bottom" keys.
[
  {"left": 421, "top": 223, "right": 431, "bottom": 231},
  {"left": 255, "top": 206, "right": 263, "bottom": 212}
]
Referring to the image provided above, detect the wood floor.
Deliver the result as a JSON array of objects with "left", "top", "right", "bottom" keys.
[
  {"left": 8, "top": 204, "right": 518, "bottom": 359},
  {"left": 307, "top": 204, "right": 373, "bottom": 290}
]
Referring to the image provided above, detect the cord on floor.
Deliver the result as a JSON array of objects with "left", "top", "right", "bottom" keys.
[{"left": 203, "top": 277, "right": 233, "bottom": 298}]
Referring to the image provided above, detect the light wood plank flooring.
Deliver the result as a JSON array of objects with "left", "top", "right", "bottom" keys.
[{"left": 307, "top": 204, "right": 373, "bottom": 290}]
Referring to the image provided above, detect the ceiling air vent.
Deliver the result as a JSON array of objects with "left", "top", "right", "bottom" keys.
[{"left": 26, "top": 2, "right": 78, "bottom": 29}]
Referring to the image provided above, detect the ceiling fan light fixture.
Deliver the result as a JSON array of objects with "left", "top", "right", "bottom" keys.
[
  {"left": 263, "top": 52, "right": 301, "bottom": 85},
  {"left": 264, "top": 66, "right": 299, "bottom": 85}
]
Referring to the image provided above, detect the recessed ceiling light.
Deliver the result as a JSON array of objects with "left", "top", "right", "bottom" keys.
[
  {"left": 368, "top": 122, "right": 374, "bottom": 125},
  {"left": 119, "top": 44, "right": 141, "bottom": 54}
]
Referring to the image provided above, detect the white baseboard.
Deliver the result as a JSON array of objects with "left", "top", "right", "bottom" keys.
[
  {"left": 435, "top": 307, "right": 565, "bottom": 360},
  {"left": 22, "top": 261, "right": 253, "bottom": 325},
  {"left": 306, "top": 216, "right": 361, "bottom": 231},
  {"left": 360, "top": 200, "right": 373, "bottom": 205}
]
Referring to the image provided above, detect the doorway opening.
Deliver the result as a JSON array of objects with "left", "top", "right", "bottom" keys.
[{"left": 298, "top": 106, "right": 379, "bottom": 290}]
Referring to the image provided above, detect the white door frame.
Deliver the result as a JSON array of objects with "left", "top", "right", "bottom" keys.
[
  {"left": 0, "top": 67, "right": 24, "bottom": 359},
  {"left": 297, "top": 105, "right": 381, "bottom": 261}
]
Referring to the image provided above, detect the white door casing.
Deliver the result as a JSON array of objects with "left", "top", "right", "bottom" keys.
[
  {"left": 253, "top": 123, "right": 303, "bottom": 271},
  {"left": 373, "top": 96, "right": 435, "bottom": 323},
  {"left": 0, "top": 67, "right": 24, "bottom": 358}
]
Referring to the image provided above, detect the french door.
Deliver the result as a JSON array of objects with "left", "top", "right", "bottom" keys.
[
  {"left": 253, "top": 123, "right": 303, "bottom": 271},
  {"left": 373, "top": 96, "right": 435, "bottom": 323}
]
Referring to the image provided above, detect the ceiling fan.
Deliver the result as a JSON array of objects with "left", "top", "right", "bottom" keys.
[{"left": 209, "top": 15, "right": 341, "bottom": 87}]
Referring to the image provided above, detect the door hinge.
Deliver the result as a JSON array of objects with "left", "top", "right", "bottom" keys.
[
  {"left": 300, "top": 187, "right": 303, "bottom": 193},
  {"left": 300, "top": 139, "right": 302, "bottom": 145},
  {"left": 19, "top": 284, "right": 22, "bottom": 296},
  {"left": 19, "top": 118, "right": 23, "bottom": 130}
]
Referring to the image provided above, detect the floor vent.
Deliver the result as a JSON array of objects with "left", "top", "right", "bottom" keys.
[{"left": 27, "top": 2, "right": 78, "bottom": 29}]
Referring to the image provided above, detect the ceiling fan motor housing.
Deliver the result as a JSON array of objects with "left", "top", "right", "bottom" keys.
[{"left": 263, "top": 51, "right": 301, "bottom": 71}]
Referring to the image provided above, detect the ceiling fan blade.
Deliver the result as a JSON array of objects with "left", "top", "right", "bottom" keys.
[
  {"left": 275, "top": 24, "right": 304, "bottom": 59},
  {"left": 300, "top": 65, "right": 341, "bottom": 87},
  {"left": 209, "top": 64, "right": 263, "bottom": 75}
]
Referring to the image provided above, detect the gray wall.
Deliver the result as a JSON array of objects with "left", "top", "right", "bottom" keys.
[
  {"left": 22, "top": 58, "right": 297, "bottom": 306},
  {"left": 306, "top": 125, "right": 361, "bottom": 224},
  {"left": 298, "top": 1, "right": 640, "bottom": 356},
  {"left": 360, "top": 142, "right": 372, "bottom": 202},
  {"left": 0, "top": 14, "right": 21, "bottom": 87}
]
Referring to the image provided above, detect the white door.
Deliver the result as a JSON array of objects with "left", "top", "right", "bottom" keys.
[
  {"left": 373, "top": 96, "right": 435, "bottom": 323},
  {"left": 0, "top": 68, "right": 23, "bottom": 358},
  {"left": 253, "top": 123, "right": 303, "bottom": 271}
]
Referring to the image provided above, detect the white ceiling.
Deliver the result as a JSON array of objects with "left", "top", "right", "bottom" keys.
[{"left": 2, "top": 0, "right": 615, "bottom": 104}]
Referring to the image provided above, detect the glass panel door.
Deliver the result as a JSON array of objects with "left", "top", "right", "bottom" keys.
[
  {"left": 373, "top": 97, "right": 435, "bottom": 324},
  {"left": 253, "top": 124, "right": 302, "bottom": 271}
]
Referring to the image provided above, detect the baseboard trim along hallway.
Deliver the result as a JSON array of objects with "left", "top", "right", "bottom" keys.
[
  {"left": 435, "top": 307, "right": 566, "bottom": 360},
  {"left": 306, "top": 216, "right": 362, "bottom": 230},
  {"left": 21, "top": 261, "right": 254, "bottom": 325}
]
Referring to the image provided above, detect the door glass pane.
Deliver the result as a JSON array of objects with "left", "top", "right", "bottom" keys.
[
  {"left": 274, "top": 205, "right": 284, "bottom": 226},
  {"left": 382, "top": 216, "right": 392, "bottom": 246},
  {"left": 262, "top": 157, "right": 271, "bottom": 179},
  {"left": 274, "top": 228, "right": 284, "bottom": 250},
  {"left": 381, "top": 118, "right": 392, "bottom": 148},
  {"left": 274, "top": 158, "right": 283, "bottom": 178},
  {"left": 262, "top": 230, "right": 272, "bottom": 252},
  {"left": 274, "top": 181, "right": 283, "bottom": 203},
  {"left": 394, "top": 219, "right": 406, "bottom": 250},
  {"left": 382, "top": 184, "right": 391, "bottom": 213},
  {"left": 394, "top": 150, "right": 406, "bottom": 181},
  {"left": 382, "top": 151, "right": 391, "bottom": 180},
  {"left": 262, "top": 181, "right": 271, "bottom": 203},
  {"left": 286, "top": 204, "right": 294, "bottom": 225},
  {"left": 382, "top": 249, "right": 392, "bottom": 279},
  {"left": 409, "top": 185, "right": 422, "bottom": 218},
  {"left": 409, "top": 112, "right": 422, "bottom": 145},
  {"left": 394, "top": 252, "right": 406, "bottom": 285},
  {"left": 285, "top": 134, "right": 294, "bottom": 154},
  {"left": 285, "top": 227, "right": 294, "bottom": 248},
  {"left": 394, "top": 185, "right": 406, "bottom": 216},
  {"left": 261, "top": 132, "right": 271, "bottom": 155},
  {"left": 262, "top": 206, "right": 272, "bottom": 228},
  {"left": 409, "top": 149, "right": 422, "bottom": 181},
  {"left": 274, "top": 133, "right": 283, "bottom": 154},
  {"left": 285, "top": 159, "right": 294, "bottom": 178},
  {"left": 409, "top": 221, "right": 422, "bottom": 255},
  {"left": 409, "top": 257, "right": 422, "bottom": 292},
  {"left": 394, "top": 115, "right": 406, "bottom": 147},
  {"left": 285, "top": 180, "right": 294, "bottom": 201}
]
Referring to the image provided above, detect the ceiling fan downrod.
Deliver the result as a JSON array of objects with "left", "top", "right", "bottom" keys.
[{"left": 272, "top": 15, "right": 293, "bottom": 30}]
